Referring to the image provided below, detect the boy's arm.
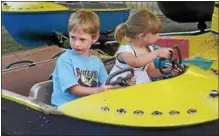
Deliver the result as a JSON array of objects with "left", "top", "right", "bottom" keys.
[
  {"left": 69, "top": 85, "right": 103, "bottom": 96},
  {"left": 55, "top": 55, "right": 112, "bottom": 97},
  {"left": 98, "top": 59, "right": 108, "bottom": 86},
  {"left": 69, "top": 58, "right": 112, "bottom": 97}
]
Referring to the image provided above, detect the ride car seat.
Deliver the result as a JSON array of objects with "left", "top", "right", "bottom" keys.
[{"left": 29, "top": 80, "right": 53, "bottom": 105}]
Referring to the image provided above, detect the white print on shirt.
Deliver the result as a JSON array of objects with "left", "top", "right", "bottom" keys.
[{"left": 76, "top": 68, "right": 98, "bottom": 87}]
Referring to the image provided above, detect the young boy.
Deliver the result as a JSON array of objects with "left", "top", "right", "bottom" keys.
[{"left": 51, "top": 9, "right": 115, "bottom": 107}]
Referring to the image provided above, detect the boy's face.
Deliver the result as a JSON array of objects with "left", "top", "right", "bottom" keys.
[{"left": 69, "top": 28, "right": 98, "bottom": 56}]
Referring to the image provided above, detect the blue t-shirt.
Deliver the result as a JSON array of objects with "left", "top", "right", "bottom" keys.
[{"left": 51, "top": 49, "right": 108, "bottom": 107}]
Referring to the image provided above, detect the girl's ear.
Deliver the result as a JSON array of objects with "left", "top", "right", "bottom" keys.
[
  {"left": 138, "top": 32, "right": 146, "bottom": 39},
  {"left": 92, "top": 33, "right": 99, "bottom": 43}
]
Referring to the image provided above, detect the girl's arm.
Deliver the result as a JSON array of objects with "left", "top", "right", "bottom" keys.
[
  {"left": 147, "top": 62, "right": 181, "bottom": 78},
  {"left": 119, "top": 48, "right": 173, "bottom": 68},
  {"left": 119, "top": 51, "right": 158, "bottom": 68},
  {"left": 147, "top": 62, "right": 164, "bottom": 78}
]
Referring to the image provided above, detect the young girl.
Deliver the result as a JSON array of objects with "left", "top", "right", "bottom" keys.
[{"left": 109, "top": 9, "right": 178, "bottom": 84}]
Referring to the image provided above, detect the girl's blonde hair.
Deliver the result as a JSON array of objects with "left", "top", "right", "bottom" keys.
[
  {"left": 68, "top": 9, "right": 100, "bottom": 36},
  {"left": 114, "top": 9, "right": 161, "bottom": 43}
]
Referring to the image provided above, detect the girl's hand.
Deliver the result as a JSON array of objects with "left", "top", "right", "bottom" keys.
[
  {"left": 163, "top": 66, "right": 182, "bottom": 77},
  {"left": 156, "top": 48, "right": 173, "bottom": 58},
  {"left": 170, "top": 67, "right": 182, "bottom": 76}
]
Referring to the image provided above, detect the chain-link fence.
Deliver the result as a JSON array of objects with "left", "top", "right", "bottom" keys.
[
  {"left": 125, "top": 2, "right": 163, "bottom": 16},
  {"left": 107, "top": 1, "right": 163, "bottom": 17},
  {"left": 106, "top": 1, "right": 211, "bottom": 33}
]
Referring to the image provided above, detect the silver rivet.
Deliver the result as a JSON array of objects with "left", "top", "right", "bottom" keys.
[
  {"left": 209, "top": 90, "right": 219, "bottom": 98},
  {"left": 169, "top": 110, "right": 180, "bottom": 115},
  {"left": 187, "top": 109, "right": 197, "bottom": 114},
  {"left": 117, "top": 108, "right": 126, "bottom": 114},
  {"left": 152, "top": 111, "right": 162, "bottom": 116},
  {"left": 100, "top": 106, "right": 109, "bottom": 112},
  {"left": 134, "top": 110, "right": 144, "bottom": 115}
]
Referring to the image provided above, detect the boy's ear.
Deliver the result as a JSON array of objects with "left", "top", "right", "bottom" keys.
[{"left": 92, "top": 33, "right": 99, "bottom": 43}]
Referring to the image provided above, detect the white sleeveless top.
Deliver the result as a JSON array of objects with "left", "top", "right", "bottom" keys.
[{"left": 109, "top": 45, "right": 155, "bottom": 84}]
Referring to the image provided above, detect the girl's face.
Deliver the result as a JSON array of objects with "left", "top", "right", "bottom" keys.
[
  {"left": 69, "top": 28, "right": 98, "bottom": 56},
  {"left": 139, "top": 32, "right": 158, "bottom": 45},
  {"left": 144, "top": 33, "right": 158, "bottom": 45}
]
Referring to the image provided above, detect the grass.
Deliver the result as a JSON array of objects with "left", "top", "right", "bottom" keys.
[{"left": 1, "top": 28, "right": 33, "bottom": 55}]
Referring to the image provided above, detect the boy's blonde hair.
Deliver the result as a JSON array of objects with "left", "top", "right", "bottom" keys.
[
  {"left": 114, "top": 9, "right": 161, "bottom": 43},
  {"left": 68, "top": 9, "right": 100, "bottom": 37}
]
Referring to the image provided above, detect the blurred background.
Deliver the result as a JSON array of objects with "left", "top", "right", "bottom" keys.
[{"left": 2, "top": 1, "right": 211, "bottom": 55}]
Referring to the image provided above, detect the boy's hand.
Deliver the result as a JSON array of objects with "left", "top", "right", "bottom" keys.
[
  {"left": 156, "top": 48, "right": 173, "bottom": 58},
  {"left": 100, "top": 82, "right": 115, "bottom": 92},
  {"left": 127, "top": 75, "right": 136, "bottom": 85}
]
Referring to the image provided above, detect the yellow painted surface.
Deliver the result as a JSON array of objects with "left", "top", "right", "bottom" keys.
[
  {"left": 1, "top": 1, "right": 218, "bottom": 128},
  {"left": 2, "top": 2, "right": 69, "bottom": 12},
  {"left": 211, "top": 2, "right": 219, "bottom": 33},
  {"left": 173, "top": 32, "right": 218, "bottom": 71},
  {"left": 2, "top": 91, "right": 40, "bottom": 111},
  {"left": 1, "top": 2, "right": 131, "bottom": 12},
  {"left": 58, "top": 66, "right": 218, "bottom": 127}
]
